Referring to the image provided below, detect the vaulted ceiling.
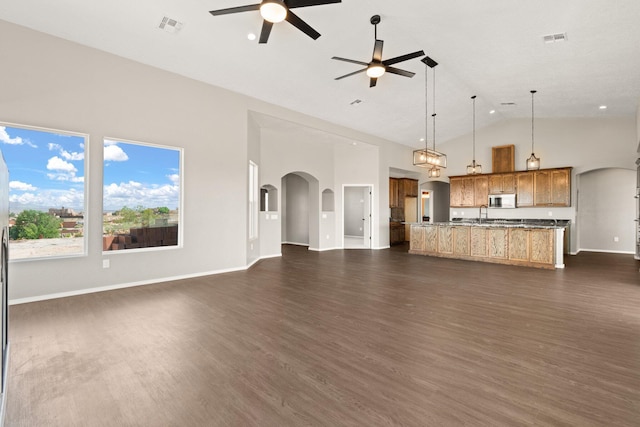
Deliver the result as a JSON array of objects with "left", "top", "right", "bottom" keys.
[{"left": 2, "top": 0, "right": 639, "bottom": 148}]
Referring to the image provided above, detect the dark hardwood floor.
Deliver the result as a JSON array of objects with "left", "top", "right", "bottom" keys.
[{"left": 6, "top": 245, "right": 640, "bottom": 426}]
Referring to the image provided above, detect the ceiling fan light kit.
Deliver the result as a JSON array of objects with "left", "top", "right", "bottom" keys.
[
  {"left": 260, "top": 0, "right": 287, "bottom": 23},
  {"left": 209, "top": 0, "right": 341, "bottom": 44},
  {"left": 332, "top": 15, "right": 425, "bottom": 87}
]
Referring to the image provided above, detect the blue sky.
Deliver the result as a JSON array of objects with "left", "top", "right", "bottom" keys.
[{"left": 0, "top": 125, "right": 180, "bottom": 212}]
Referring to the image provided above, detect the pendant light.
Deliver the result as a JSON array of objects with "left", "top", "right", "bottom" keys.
[
  {"left": 466, "top": 95, "right": 482, "bottom": 174},
  {"left": 413, "top": 56, "right": 447, "bottom": 170},
  {"left": 526, "top": 90, "right": 541, "bottom": 170}
]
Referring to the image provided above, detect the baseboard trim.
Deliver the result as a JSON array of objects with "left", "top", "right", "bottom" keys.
[
  {"left": 282, "top": 242, "right": 309, "bottom": 247},
  {"left": 309, "top": 247, "right": 340, "bottom": 252},
  {"left": 577, "top": 248, "right": 635, "bottom": 255},
  {"left": 9, "top": 265, "right": 251, "bottom": 305}
]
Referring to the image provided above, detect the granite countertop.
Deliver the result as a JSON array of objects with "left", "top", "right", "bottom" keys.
[{"left": 407, "top": 219, "right": 569, "bottom": 229}]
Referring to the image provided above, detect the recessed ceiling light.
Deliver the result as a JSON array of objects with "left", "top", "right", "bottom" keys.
[
  {"left": 489, "top": 110, "right": 496, "bottom": 114},
  {"left": 599, "top": 105, "right": 607, "bottom": 110},
  {"left": 419, "top": 137, "right": 425, "bottom": 142},
  {"left": 247, "top": 33, "right": 256, "bottom": 41}
]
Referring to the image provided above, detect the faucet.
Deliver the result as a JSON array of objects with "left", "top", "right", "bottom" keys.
[{"left": 479, "top": 205, "right": 488, "bottom": 223}]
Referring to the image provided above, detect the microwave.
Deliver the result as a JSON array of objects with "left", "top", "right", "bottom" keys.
[{"left": 488, "top": 193, "right": 516, "bottom": 208}]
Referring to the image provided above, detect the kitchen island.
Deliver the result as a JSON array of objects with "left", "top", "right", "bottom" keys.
[{"left": 409, "top": 220, "right": 567, "bottom": 269}]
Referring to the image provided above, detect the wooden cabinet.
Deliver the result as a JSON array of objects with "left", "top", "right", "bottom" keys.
[
  {"left": 474, "top": 176, "right": 489, "bottom": 207},
  {"left": 451, "top": 168, "right": 570, "bottom": 208},
  {"left": 488, "top": 228, "right": 508, "bottom": 259},
  {"left": 390, "top": 223, "right": 405, "bottom": 245},
  {"left": 491, "top": 145, "right": 515, "bottom": 173},
  {"left": 452, "top": 227, "right": 470, "bottom": 256},
  {"left": 470, "top": 227, "right": 488, "bottom": 257},
  {"left": 450, "top": 176, "right": 478, "bottom": 207},
  {"left": 403, "top": 178, "right": 418, "bottom": 197},
  {"left": 516, "top": 172, "right": 534, "bottom": 207},
  {"left": 438, "top": 225, "right": 453, "bottom": 254},
  {"left": 424, "top": 225, "right": 438, "bottom": 252},
  {"left": 410, "top": 225, "right": 425, "bottom": 251},
  {"left": 488, "top": 173, "right": 516, "bottom": 194},
  {"left": 389, "top": 178, "right": 418, "bottom": 208},
  {"left": 389, "top": 178, "right": 399, "bottom": 208},
  {"left": 534, "top": 168, "right": 571, "bottom": 206},
  {"left": 508, "top": 228, "right": 554, "bottom": 265}
]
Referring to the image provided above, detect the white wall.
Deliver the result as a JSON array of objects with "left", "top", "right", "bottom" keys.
[
  {"left": 0, "top": 20, "right": 419, "bottom": 301},
  {"left": 578, "top": 168, "right": 635, "bottom": 253}
]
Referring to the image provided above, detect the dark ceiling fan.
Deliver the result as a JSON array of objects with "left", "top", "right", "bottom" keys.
[
  {"left": 209, "top": 0, "right": 341, "bottom": 44},
  {"left": 332, "top": 15, "right": 425, "bottom": 87}
]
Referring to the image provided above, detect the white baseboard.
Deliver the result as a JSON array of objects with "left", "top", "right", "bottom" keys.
[
  {"left": 576, "top": 248, "right": 635, "bottom": 255},
  {"left": 281, "top": 241, "right": 309, "bottom": 247},
  {"left": 309, "top": 247, "right": 339, "bottom": 252}
]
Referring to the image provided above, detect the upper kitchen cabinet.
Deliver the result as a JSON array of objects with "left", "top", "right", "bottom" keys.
[
  {"left": 450, "top": 176, "right": 476, "bottom": 207},
  {"left": 516, "top": 172, "right": 534, "bottom": 207},
  {"left": 389, "top": 178, "right": 399, "bottom": 208},
  {"left": 403, "top": 178, "right": 418, "bottom": 197},
  {"left": 389, "top": 178, "right": 418, "bottom": 208},
  {"left": 534, "top": 168, "right": 571, "bottom": 206},
  {"left": 451, "top": 167, "right": 571, "bottom": 208},
  {"left": 488, "top": 173, "right": 516, "bottom": 194}
]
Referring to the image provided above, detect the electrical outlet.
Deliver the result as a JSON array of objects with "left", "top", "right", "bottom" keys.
[
  {"left": 326, "top": 234, "right": 330, "bottom": 240},
  {"left": 102, "top": 259, "right": 110, "bottom": 269},
  {"left": 548, "top": 211, "right": 553, "bottom": 216},
  {"left": 614, "top": 236, "right": 619, "bottom": 242}
]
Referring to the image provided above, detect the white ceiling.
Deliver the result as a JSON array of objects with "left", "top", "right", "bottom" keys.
[{"left": 2, "top": 0, "right": 640, "bottom": 148}]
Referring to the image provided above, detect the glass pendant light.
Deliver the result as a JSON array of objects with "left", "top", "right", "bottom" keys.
[
  {"left": 466, "top": 95, "right": 482, "bottom": 174},
  {"left": 526, "top": 90, "right": 541, "bottom": 170},
  {"left": 413, "top": 56, "right": 447, "bottom": 169}
]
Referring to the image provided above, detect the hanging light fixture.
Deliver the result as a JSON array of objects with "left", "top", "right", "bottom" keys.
[
  {"left": 413, "top": 56, "right": 447, "bottom": 170},
  {"left": 526, "top": 90, "right": 541, "bottom": 170},
  {"left": 466, "top": 95, "right": 482, "bottom": 174}
]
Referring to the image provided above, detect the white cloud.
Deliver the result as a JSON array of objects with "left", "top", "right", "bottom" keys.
[
  {"left": 9, "top": 181, "right": 37, "bottom": 191},
  {"left": 103, "top": 181, "right": 179, "bottom": 210},
  {"left": 9, "top": 188, "right": 84, "bottom": 210},
  {"left": 104, "top": 143, "right": 129, "bottom": 162},
  {"left": 49, "top": 142, "right": 84, "bottom": 161},
  {"left": 0, "top": 126, "right": 36, "bottom": 147},
  {"left": 46, "top": 156, "right": 82, "bottom": 182},
  {"left": 168, "top": 174, "right": 180, "bottom": 185}
]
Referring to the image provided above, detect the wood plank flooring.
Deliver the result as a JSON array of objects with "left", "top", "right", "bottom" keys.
[{"left": 5, "top": 245, "right": 640, "bottom": 426}]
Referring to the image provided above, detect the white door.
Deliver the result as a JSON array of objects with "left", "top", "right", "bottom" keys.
[{"left": 343, "top": 185, "right": 373, "bottom": 249}]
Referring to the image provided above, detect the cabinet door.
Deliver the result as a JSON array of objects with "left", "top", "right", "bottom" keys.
[
  {"left": 516, "top": 173, "right": 534, "bottom": 207},
  {"left": 389, "top": 178, "right": 398, "bottom": 207},
  {"left": 550, "top": 169, "right": 570, "bottom": 206},
  {"left": 424, "top": 226, "right": 438, "bottom": 252},
  {"left": 534, "top": 170, "right": 552, "bottom": 206},
  {"left": 403, "top": 179, "right": 418, "bottom": 197},
  {"left": 438, "top": 226, "right": 453, "bottom": 254},
  {"left": 398, "top": 179, "right": 406, "bottom": 208},
  {"left": 488, "top": 175, "right": 503, "bottom": 194},
  {"left": 488, "top": 228, "right": 508, "bottom": 259},
  {"left": 508, "top": 229, "right": 530, "bottom": 261},
  {"left": 461, "top": 177, "right": 475, "bottom": 207},
  {"left": 470, "top": 227, "right": 489, "bottom": 257},
  {"left": 410, "top": 226, "right": 425, "bottom": 252},
  {"left": 474, "top": 176, "right": 489, "bottom": 207},
  {"left": 530, "top": 229, "right": 554, "bottom": 264},
  {"left": 450, "top": 178, "right": 463, "bottom": 207},
  {"left": 453, "top": 227, "right": 470, "bottom": 256},
  {"left": 502, "top": 174, "right": 516, "bottom": 193}
]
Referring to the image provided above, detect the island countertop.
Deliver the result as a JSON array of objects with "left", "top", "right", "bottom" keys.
[{"left": 406, "top": 219, "right": 569, "bottom": 230}]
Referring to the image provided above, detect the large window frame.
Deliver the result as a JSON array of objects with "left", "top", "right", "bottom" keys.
[
  {"left": 249, "top": 161, "right": 258, "bottom": 240},
  {"left": 102, "top": 137, "right": 183, "bottom": 254},
  {"left": 1, "top": 122, "right": 88, "bottom": 261}
]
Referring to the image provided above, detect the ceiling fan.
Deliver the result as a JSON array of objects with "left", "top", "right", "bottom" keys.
[
  {"left": 332, "top": 15, "right": 425, "bottom": 87},
  {"left": 209, "top": 0, "right": 341, "bottom": 44}
]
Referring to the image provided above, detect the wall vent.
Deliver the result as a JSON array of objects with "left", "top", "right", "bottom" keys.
[
  {"left": 158, "top": 16, "right": 184, "bottom": 34},
  {"left": 500, "top": 102, "right": 516, "bottom": 106},
  {"left": 543, "top": 32, "right": 567, "bottom": 43}
]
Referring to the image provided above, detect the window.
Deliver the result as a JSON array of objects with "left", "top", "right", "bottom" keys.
[
  {"left": 0, "top": 123, "right": 86, "bottom": 260},
  {"left": 103, "top": 138, "right": 181, "bottom": 251},
  {"left": 249, "top": 161, "right": 258, "bottom": 240}
]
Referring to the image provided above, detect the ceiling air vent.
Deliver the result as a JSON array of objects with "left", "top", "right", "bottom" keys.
[
  {"left": 158, "top": 16, "right": 184, "bottom": 34},
  {"left": 543, "top": 32, "right": 567, "bottom": 44}
]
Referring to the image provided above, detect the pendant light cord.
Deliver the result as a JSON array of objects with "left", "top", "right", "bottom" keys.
[
  {"left": 432, "top": 67, "right": 436, "bottom": 151},
  {"left": 471, "top": 95, "right": 476, "bottom": 162},
  {"left": 531, "top": 90, "right": 536, "bottom": 153},
  {"left": 424, "top": 62, "right": 428, "bottom": 152}
]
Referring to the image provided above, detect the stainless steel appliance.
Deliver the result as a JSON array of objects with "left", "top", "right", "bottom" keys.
[{"left": 488, "top": 193, "right": 516, "bottom": 209}]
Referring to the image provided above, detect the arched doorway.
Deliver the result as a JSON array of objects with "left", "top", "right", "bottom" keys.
[{"left": 281, "top": 171, "right": 320, "bottom": 250}]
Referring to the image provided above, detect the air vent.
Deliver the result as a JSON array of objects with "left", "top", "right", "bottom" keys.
[
  {"left": 158, "top": 16, "right": 184, "bottom": 34},
  {"left": 350, "top": 99, "right": 362, "bottom": 106},
  {"left": 543, "top": 32, "right": 567, "bottom": 43},
  {"left": 500, "top": 102, "right": 516, "bottom": 106}
]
